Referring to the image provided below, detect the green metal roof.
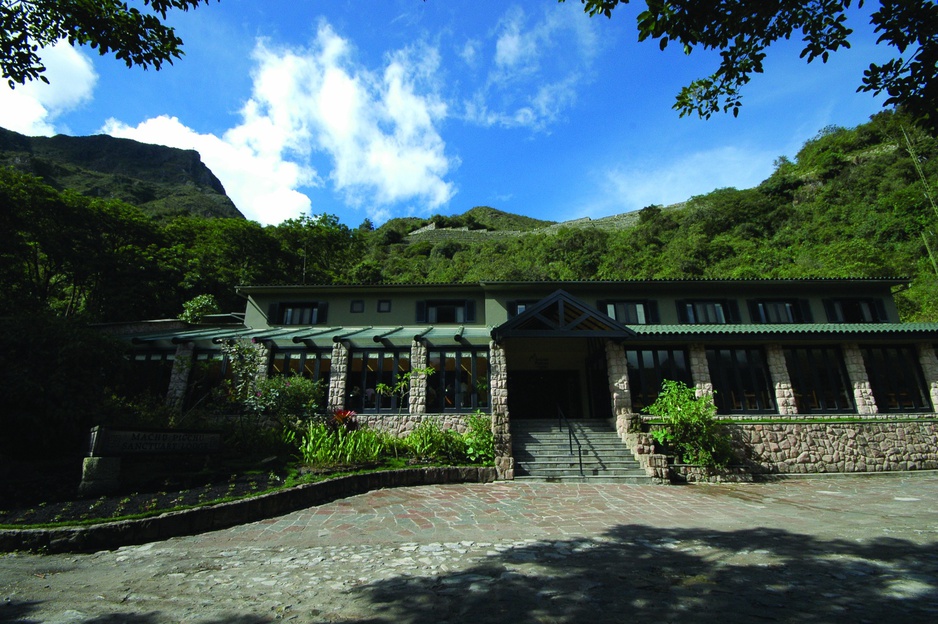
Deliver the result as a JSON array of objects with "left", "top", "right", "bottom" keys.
[
  {"left": 629, "top": 323, "right": 938, "bottom": 338},
  {"left": 129, "top": 325, "right": 492, "bottom": 349}
]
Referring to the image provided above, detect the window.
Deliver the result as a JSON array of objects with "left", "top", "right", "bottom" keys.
[
  {"left": 625, "top": 348, "right": 690, "bottom": 412},
  {"left": 185, "top": 350, "right": 231, "bottom": 409},
  {"left": 706, "top": 347, "right": 775, "bottom": 413},
  {"left": 604, "top": 300, "right": 659, "bottom": 324},
  {"left": 350, "top": 300, "right": 364, "bottom": 313},
  {"left": 783, "top": 347, "right": 854, "bottom": 413},
  {"left": 750, "top": 300, "right": 811, "bottom": 324},
  {"left": 269, "top": 349, "right": 332, "bottom": 384},
  {"left": 426, "top": 349, "right": 490, "bottom": 412},
  {"left": 678, "top": 300, "right": 739, "bottom": 324},
  {"left": 417, "top": 299, "right": 476, "bottom": 324},
  {"left": 268, "top": 301, "right": 328, "bottom": 325},
  {"left": 862, "top": 346, "right": 931, "bottom": 412},
  {"left": 126, "top": 351, "right": 175, "bottom": 397},
  {"left": 377, "top": 300, "right": 392, "bottom": 313},
  {"left": 346, "top": 349, "right": 410, "bottom": 413},
  {"left": 509, "top": 300, "right": 538, "bottom": 317},
  {"left": 825, "top": 299, "right": 887, "bottom": 323}
]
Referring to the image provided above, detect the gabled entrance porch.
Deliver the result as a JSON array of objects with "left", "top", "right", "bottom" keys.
[{"left": 490, "top": 290, "right": 639, "bottom": 479}]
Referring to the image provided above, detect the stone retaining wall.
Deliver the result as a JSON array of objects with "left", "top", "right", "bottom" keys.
[
  {"left": 735, "top": 421, "right": 938, "bottom": 475},
  {"left": 356, "top": 413, "right": 482, "bottom": 437}
]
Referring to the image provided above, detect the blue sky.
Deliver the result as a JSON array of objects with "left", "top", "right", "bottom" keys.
[{"left": 0, "top": 0, "right": 894, "bottom": 226}]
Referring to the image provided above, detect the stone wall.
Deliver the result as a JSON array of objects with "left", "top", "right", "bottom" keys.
[
  {"left": 624, "top": 430, "right": 670, "bottom": 482},
  {"left": 356, "top": 413, "right": 483, "bottom": 438},
  {"left": 735, "top": 420, "right": 938, "bottom": 475}
]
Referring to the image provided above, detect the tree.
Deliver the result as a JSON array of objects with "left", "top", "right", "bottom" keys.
[
  {"left": 566, "top": 0, "right": 938, "bottom": 134},
  {"left": 1, "top": 0, "right": 215, "bottom": 87}
]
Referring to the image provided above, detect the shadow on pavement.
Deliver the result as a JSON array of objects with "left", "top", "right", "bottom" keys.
[{"left": 354, "top": 524, "right": 938, "bottom": 623}]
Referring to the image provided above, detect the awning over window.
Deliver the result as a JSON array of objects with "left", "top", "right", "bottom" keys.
[{"left": 126, "top": 324, "right": 492, "bottom": 350}]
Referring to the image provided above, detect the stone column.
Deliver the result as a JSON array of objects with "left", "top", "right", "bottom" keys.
[
  {"left": 842, "top": 343, "right": 878, "bottom": 415},
  {"left": 410, "top": 339, "right": 429, "bottom": 414},
  {"left": 165, "top": 342, "right": 194, "bottom": 410},
  {"left": 253, "top": 340, "right": 271, "bottom": 382},
  {"left": 328, "top": 341, "right": 349, "bottom": 411},
  {"left": 604, "top": 340, "right": 634, "bottom": 435},
  {"left": 766, "top": 344, "right": 797, "bottom": 415},
  {"left": 917, "top": 342, "right": 938, "bottom": 412},
  {"left": 689, "top": 344, "right": 713, "bottom": 398},
  {"left": 489, "top": 340, "right": 513, "bottom": 479}
]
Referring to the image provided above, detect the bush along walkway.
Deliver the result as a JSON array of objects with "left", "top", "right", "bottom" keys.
[{"left": 0, "top": 466, "right": 496, "bottom": 554}]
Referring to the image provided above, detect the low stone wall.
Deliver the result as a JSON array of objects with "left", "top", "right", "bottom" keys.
[
  {"left": 0, "top": 466, "right": 496, "bottom": 554},
  {"left": 356, "top": 412, "right": 483, "bottom": 437},
  {"left": 624, "top": 431, "right": 669, "bottom": 482},
  {"left": 735, "top": 420, "right": 938, "bottom": 475},
  {"left": 670, "top": 464, "right": 754, "bottom": 483},
  {"left": 634, "top": 418, "right": 938, "bottom": 482}
]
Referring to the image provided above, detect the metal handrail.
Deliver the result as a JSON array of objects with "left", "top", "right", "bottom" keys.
[{"left": 557, "top": 406, "right": 584, "bottom": 476}]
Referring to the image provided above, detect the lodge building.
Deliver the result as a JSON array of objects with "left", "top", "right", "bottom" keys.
[{"left": 124, "top": 278, "right": 938, "bottom": 479}]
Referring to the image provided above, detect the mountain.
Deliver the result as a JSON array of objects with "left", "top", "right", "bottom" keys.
[{"left": 0, "top": 127, "right": 243, "bottom": 219}]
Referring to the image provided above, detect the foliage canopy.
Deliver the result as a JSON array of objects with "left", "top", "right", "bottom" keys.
[{"left": 1, "top": 0, "right": 215, "bottom": 87}]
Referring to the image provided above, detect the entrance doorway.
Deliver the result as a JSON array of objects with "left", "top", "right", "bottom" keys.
[{"left": 507, "top": 370, "right": 582, "bottom": 419}]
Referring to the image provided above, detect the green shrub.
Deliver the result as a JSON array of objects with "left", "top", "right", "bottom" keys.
[
  {"left": 404, "top": 420, "right": 466, "bottom": 463},
  {"left": 463, "top": 413, "right": 495, "bottom": 464},
  {"left": 297, "top": 422, "right": 392, "bottom": 466},
  {"left": 178, "top": 294, "right": 219, "bottom": 324},
  {"left": 644, "top": 380, "right": 735, "bottom": 470}
]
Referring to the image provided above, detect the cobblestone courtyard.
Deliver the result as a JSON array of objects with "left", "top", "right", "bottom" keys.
[{"left": 2, "top": 474, "right": 938, "bottom": 623}]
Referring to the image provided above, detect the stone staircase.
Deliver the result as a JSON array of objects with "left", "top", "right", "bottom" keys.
[{"left": 511, "top": 419, "right": 653, "bottom": 483}]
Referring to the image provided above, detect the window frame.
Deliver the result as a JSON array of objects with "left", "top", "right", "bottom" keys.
[
  {"left": 861, "top": 346, "right": 931, "bottom": 412},
  {"left": 625, "top": 347, "right": 691, "bottom": 412},
  {"left": 677, "top": 299, "right": 739, "bottom": 324},
  {"left": 346, "top": 348, "right": 411, "bottom": 414},
  {"left": 268, "top": 301, "right": 328, "bottom": 326},
  {"left": 416, "top": 299, "right": 477, "bottom": 324},
  {"left": 425, "top": 347, "right": 491, "bottom": 413},
  {"left": 706, "top": 346, "right": 776, "bottom": 414},
  {"left": 824, "top": 298, "right": 887, "bottom": 323},
  {"left": 268, "top": 348, "right": 332, "bottom": 385},
  {"left": 749, "top": 299, "right": 812, "bottom": 324},
  {"left": 601, "top": 300, "right": 660, "bottom": 324},
  {"left": 783, "top": 346, "right": 855, "bottom": 413}
]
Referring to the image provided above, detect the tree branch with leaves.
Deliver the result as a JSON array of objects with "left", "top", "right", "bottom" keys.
[{"left": 1, "top": 0, "right": 216, "bottom": 87}]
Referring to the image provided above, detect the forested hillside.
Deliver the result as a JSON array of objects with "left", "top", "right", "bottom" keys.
[
  {"left": 354, "top": 110, "right": 938, "bottom": 321},
  {"left": 1, "top": 110, "right": 936, "bottom": 324}
]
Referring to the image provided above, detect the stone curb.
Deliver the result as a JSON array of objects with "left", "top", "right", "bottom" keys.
[{"left": 0, "top": 466, "right": 497, "bottom": 555}]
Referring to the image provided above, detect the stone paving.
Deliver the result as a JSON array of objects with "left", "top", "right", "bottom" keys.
[{"left": 2, "top": 474, "right": 938, "bottom": 623}]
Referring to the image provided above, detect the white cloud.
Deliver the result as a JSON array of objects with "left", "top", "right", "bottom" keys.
[
  {"left": 0, "top": 42, "right": 96, "bottom": 136},
  {"left": 103, "top": 21, "right": 456, "bottom": 225},
  {"left": 463, "top": 4, "right": 599, "bottom": 131},
  {"left": 101, "top": 115, "right": 317, "bottom": 225},
  {"left": 493, "top": 7, "right": 540, "bottom": 75},
  {"left": 581, "top": 146, "right": 775, "bottom": 218}
]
